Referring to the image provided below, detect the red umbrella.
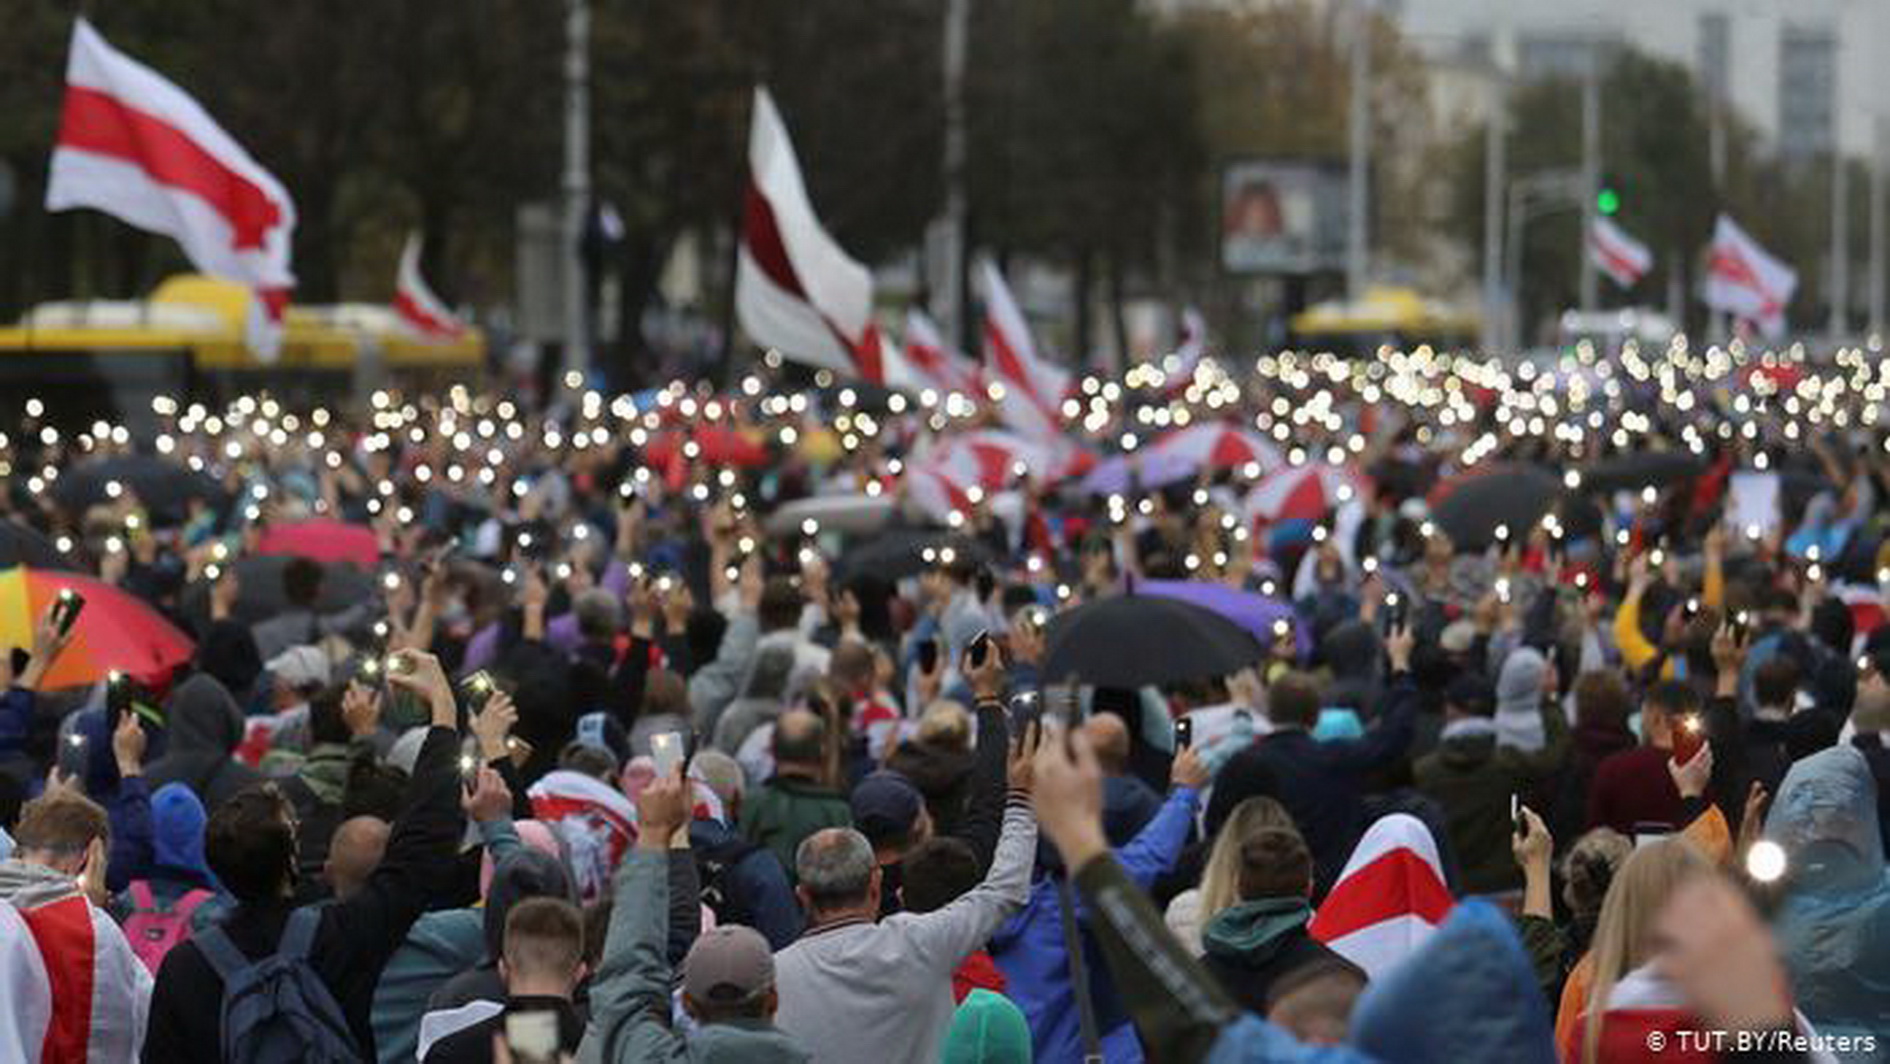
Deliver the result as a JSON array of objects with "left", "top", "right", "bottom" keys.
[
  {"left": 0, "top": 568, "right": 194, "bottom": 688},
  {"left": 256, "top": 519, "right": 380, "bottom": 568}
]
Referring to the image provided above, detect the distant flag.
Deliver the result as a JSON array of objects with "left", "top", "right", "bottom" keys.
[
  {"left": 735, "top": 86, "right": 885, "bottom": 384},
  {"left": 1703, "top": 214, "right": 1797, "bottom": 339},
  {"left": 979, "top": 260, "right": 1069, "bottom": 442},
  {"left": 393, "top": 233, "right": 467, "bottom": 341},
  {"left": 1589, "top": 217, "right": 1652, "bottom": 289},
  {"left": 45, "top": 19, "right": 295, "bottom": 360},
  {"left": 1309, "top": 813, "right": 1453, "bottom": 979},
  {"left": 891, "top": 308, "right": 982, "bottom": 397}
]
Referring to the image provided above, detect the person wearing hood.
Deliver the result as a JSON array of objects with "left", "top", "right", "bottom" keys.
[
  {"left": 1765, "top": 744, "right": 1890, "bottom": 1049},
  {"left": 940, "top": 988, "right": 1032, "bottom": 1064},
  {"left": 584, "top": 764, "right": 811, "bottom": 1063},
  {"left": 112, "top": 781, "right": 232, "bottom": 968},
  {"left": 1413, "top": 666, "right": 1569, "bottom": 895},
  {"left": 1199, "top": 825, "right": 1363, "bottom": 1017},
  {"left": 144, "top": 672, "right": 262, "bottom": 810}
]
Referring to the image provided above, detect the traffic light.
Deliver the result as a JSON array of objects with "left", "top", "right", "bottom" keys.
[{"left": 1596, "top": 175, "right": 1622, "bottom": 216}]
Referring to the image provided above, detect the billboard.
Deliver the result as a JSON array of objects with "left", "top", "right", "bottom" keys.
[{"left": 1220, "top": 160, "right": 1348, "bottom": 275}]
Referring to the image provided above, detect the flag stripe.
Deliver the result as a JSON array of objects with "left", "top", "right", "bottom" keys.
[
  {"left": 20, "top": 896, "right": 96, "bottom": 1063},
  {"left": 59, "top": 85, "right": 281, "bottom": 251},
  {"left": 1306, "top": 847, "right": 1454, "bottom": 942}
]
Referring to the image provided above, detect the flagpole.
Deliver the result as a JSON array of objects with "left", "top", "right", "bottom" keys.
[
  {"left": 1831, "top": 145, "right": 1850, "bottom": 340},
  {"left": 1480, "top": 61, "right": 1507, "bottom": 353},
  {"left": 1871, "top": 115, "right": 1886, "bottom": 339},
  {"left": 562, "top": 0, "right": 592, "bottom": 380},
  {"left": 938, "top": 0, "right": 970, "bottom": 352},
  {"left": 1579, "top": 43, "right": 1600, "bottom": 313},
  {"left": 1345, "top": 0, "right": 1371, "bottom": 302}
]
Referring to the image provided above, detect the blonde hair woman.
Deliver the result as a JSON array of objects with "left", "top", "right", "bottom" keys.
[
  {"left": 1555, "top": 837, "right": 1713, "bottom": 1063},
  {"left": 1164, "top": 796, "right": 1294, "bottom": 954}
]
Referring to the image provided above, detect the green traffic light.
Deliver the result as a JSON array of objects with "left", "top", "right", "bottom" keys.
[{"left": 1597, "top": 188, "right": 1621, "bottom": 215}]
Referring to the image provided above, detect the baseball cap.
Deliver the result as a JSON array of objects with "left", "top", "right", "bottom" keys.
[
  {"left": 850, "top": 771, "right": 923, "bottom": 844},
  {"left": 683, "top": 925, "right": 775, "bottom": 1005},
  {"left": 266, "top": 645, "right": 330, "bottom": 692}
]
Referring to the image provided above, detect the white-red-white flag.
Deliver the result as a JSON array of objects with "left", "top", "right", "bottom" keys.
[
  {"left": 735, "top": 86, "right": 885, "bottom": 384},
  {"left": 45, "top": 19, "right": 295, "bottom": 360},
  {"left": 1704, "top": 214, "right": 1797, "bottom": 338},
  {"left": 1308, "top": 813, "right": 1453, "bottom": 979},
  {"left": 890, "top": 307, "right": 982, "bottom": 397},
  {"left": 979, "top": 260, "right": 1069, "bottom": 442},
  {"left": 0, "top": 892, "right": 152, "bottom": 1062},
  {"left": 394, "top": 232, "right": 467, "bottom": 341},
  {"left": 1589, "top": 217, "right": 1652, "bottom": 289}
]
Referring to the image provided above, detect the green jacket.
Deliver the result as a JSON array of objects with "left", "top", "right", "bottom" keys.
[
  {"left": 739, "top": 775, "right": 852, "bottom": 879},
  {"left": 1412, "top": 697, "right": 1569, "bottom": 895}
]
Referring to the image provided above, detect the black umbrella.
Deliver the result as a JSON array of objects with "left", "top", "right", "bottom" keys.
[
  {"left": 181, "top": 554, "right": 377, "bottom": 626},
  {"left": 837, "top": 530, "right": 994, "bottom": 582},
  {"left": 1042, "top": 591, "right": 1263, "bottom": 688},
  {"left": 0, "top": 520, "right": 77, "bottom": 570},
  {"left": 1575, "top": 451, "right": 1705, "bottom": 495},
  {"left": 52, "top": 455, "right": 228, "bottom": 525},
  {"left": 1429, "top": 464, "right": 1561, "bottom": 551}
]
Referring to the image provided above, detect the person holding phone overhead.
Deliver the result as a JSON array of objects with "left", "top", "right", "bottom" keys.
[{"left": 0, "top": 599, "right": 80, "bottom": 762}]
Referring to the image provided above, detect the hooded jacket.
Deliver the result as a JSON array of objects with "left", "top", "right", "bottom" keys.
[
  {"left": 1766, "top": 744, "right": 1890, "bottom": 1046},
  {"left": 1412, "top": 697, "right": 1569, "bottom": 895},
  {"left": 941, "top": 989, "right": 1032, "bottom": 1064},
  {"left": 1200, "top": 898, "right": 1357, "bottom": 1017},
  {"left": 144, "top": 673, "right": 261, "bottom": 810}
]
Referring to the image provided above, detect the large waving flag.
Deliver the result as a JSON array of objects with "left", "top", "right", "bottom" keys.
[
  {"left": 980, "top": 261, "right": 1069, "bottom": 442},
  {"left": 394, "top": 233, "right": 468, "bottom": 341},
  {"left": 1309, "top": 813, "right": 1453, "bottom": 978},
  {"left": 1703, "top": 214, "right": 1797, "bottom": 339},
  {"left": 1589, "top": 217, "right": 1652, "bottom": 289},
  {"left": 527, "top": 769, "right": 637, "bottom": 901},
  {"left": 46, "top": 19, "right": 295, "bottom": 359},
  {"left": 736, "top": 86, "right": 885, "bottom": 384}
]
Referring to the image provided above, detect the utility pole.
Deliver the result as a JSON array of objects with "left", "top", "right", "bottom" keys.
[
  {"left": 1578, "top": 44, "right": 1600, "bottom": 313},
  {"left": 937, "top": 0, "right": 970, "bottom": 351},
  {"left": 1831, "top": 148, "right": 1850, "bottom": 339},
  {"left": 561, "top": 0, "right": 591, "bottom": 380},
  {"left": 1345, "top": 0, "right": 1371, "bottom": 302},
  {"left": 1871, "top": 116, "right": 1886, "bottom": 338},
  {"left": 1481, "top": 67, "right": 1507, "bottom": 352}
]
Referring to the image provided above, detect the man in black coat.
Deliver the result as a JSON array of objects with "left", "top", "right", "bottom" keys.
[{"left": 1205, "top": 625, "right": 1418, "bottom": 896}]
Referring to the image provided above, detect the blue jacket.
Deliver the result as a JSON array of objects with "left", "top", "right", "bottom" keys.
[
  {"left": 1205, "top": 899, "right": 1555, "bottom": 1064},
  {"left": 992, "top": 785, "right": 1199, "bottom": 1064}
]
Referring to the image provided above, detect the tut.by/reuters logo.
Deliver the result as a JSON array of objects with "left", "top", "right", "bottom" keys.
[{"left": 1657, "top": 1030, "right": 1878, "bottom": 1055}]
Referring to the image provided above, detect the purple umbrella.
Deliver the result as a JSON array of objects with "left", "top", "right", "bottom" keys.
[{"left": 1137, "top": 579, "right": 1308, "bottom": 659}]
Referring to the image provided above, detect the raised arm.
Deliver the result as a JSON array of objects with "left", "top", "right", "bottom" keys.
[
  {"left": 587, "top": 766, "right": 692, "bottom": 1064},
  {"left": 957, "top": 646, "right": 1015, "bottom": 871}
]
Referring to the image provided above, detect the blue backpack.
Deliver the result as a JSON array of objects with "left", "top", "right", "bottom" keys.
[{"left": 194, "top": 907, "right": 364, "bottom": 1064}]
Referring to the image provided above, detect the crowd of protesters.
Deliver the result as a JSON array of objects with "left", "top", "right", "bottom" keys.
[{"left": 0, "top": 343, "right": 1887, "bottom": 1063}]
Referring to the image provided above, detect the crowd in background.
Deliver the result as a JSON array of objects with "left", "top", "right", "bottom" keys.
[{"left": 0, "top": 343, "right": 1887, "bottom": 1063}]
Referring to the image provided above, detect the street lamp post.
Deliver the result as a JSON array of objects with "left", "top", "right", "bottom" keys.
[{"left": 561, "top": 0, "right": 591, "bottom": 381}]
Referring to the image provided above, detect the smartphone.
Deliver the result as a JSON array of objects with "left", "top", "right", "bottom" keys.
[
  {"left": 651, "top": 730, "right": 686, "bottom": 778},
  {"left": 53, "top": 589, "right": 85, "bottom": 637},
  {"left": 916, "top": 638, "right": 940, "bottom": 675},
  {"left": 1175, "top": 716, "right": 1194, "bottom": 750},
  {"left": 1732, "top": 609, "right": 1751, "bottom": 643},
  {"left": 1672, "top": 712, "right": 1706, "bottom": 764},
  {"left": 1042, "top": 684, "right": 1081, "bottom": 733},
  {"left": 967, "top": 631, "right": 993, "bottom": 670},
  {"left": 504, "top": 1009, "right": 561, "bottom": 1064},
  {"left": 1510, "top": 794, "right": 1524, "bottom": 838},
  {"left": 461, "top": 670, "right": 496, "bottom": 715},
  {"left": 1007, "top": 690, "right": 1043, "bottom": 733},
  {"left": 1381, "top": 592, "right": 1407, "bottom": 634}
]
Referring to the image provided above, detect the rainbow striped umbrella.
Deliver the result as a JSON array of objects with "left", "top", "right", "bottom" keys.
[{"left": 0, "top": 568, "right": 194, "bottom": 689}]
